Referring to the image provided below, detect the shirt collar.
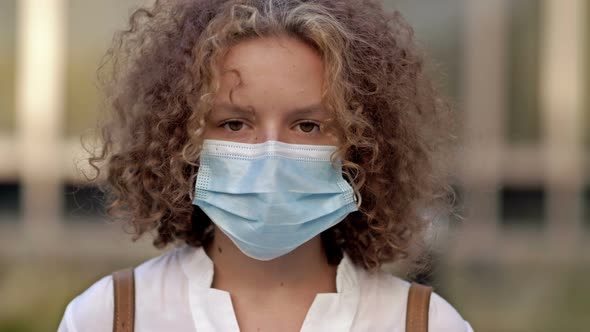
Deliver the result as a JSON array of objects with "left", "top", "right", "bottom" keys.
[
  {"left": 179, "top": 244, "right": 359, "bottom": 293},
  {"left": 179, "top": 244, "right": 215, "bottom": 288}
]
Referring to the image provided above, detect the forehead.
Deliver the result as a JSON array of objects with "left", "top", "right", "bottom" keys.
[
  {"left": 215, "top": 36, "right": 325, "bottom": 110},
  {"left": 221, "top": 36, "right": 323, "bottom": 75}
]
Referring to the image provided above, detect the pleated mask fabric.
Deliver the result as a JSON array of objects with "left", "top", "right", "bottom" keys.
[{"left": 192, "top": 139, "right": 358, "bottom": 260}]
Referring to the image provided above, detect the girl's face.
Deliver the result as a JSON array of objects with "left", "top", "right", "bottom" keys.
[{"left": 204, "top": 36, "right": 338, "bottom": 145}]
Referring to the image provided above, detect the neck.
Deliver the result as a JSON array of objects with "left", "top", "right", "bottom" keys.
[{"left": 205, "top": 226, "right": 338, "bottom": 295}]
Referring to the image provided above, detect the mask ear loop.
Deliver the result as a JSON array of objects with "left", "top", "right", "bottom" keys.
[
  {"left": 331, "top": 150, "right": 363, "bottom": 210},
  {"left": 352, "top": 187, "right": 362, "bottom": 209}
]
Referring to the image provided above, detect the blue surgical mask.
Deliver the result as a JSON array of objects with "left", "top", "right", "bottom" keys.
[{"left": 192, "top": 139, "right": 358, "bottom": 261}]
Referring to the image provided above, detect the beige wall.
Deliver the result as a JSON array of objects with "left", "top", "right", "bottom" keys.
[{"left": 0, "top": 0, "right": 587, "bottom": 264}]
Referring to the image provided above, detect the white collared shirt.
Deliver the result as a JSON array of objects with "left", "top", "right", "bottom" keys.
[{"left": 57, "top": 245, "right": 474, "bottom": 331}]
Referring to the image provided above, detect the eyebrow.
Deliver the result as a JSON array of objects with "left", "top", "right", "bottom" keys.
[
  {"left": 214, "top": 103, "right": 326, "bottom": 117},
  {"left": 214, "top": 103, "right": 256, "bottom": 117},
  {"left": 288, "top": 104, "right": 326, "bottom": 117}
]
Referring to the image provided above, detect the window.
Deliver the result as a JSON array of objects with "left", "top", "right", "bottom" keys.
[
  {"left": 0, "top": 182, "right": 20, "bottom": 223},
  {"left": 63, "top": 184, "right": 106, "bottom": 223},
  {"left": 506, "top": 0, "right": 542, "bottom": 144},
  {"left": 383, "top": 0, "right": 464, "bottom": 102},
  {"left": 0, "top": 0, "right": 16, "bottom": 133},
  {"left": 65, "top": 0, "right": 150, "bottom": 137},
  {"left": 500, "top": 185, "right": 546, "bottom": 227}
]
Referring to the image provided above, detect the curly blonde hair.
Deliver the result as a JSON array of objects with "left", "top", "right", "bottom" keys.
[{"left": 89, "top": 0, "right": 455, "bottom": 272}]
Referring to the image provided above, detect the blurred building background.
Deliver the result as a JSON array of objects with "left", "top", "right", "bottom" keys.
[{"left": 0, "top": 0, "right": 588, "bottom": 331}]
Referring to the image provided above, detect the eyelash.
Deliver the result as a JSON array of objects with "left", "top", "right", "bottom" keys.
[
  {"left": 218, "top": 120, "right": 321, "bottom": 133},
  {"left": 219, "top": 120, "right": 247, "bottom": 132},
  {"left": 294, "top": 121, "right": 321, "bottom": 133}
]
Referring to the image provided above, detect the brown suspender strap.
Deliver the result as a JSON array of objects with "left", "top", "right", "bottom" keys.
[
  {"left": 110, "top": 267, "right": 429, "bottom": 332},
  {"left": 112, "top": 268, "right": 135, "bottom": 332},
  {"left": 405, "top": 282, "right": 433, "bottom": 332}
]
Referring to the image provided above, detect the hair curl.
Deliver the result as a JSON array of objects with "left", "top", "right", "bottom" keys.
[{"left": 88, "top": 0, "right": 455, "bottom": 272}]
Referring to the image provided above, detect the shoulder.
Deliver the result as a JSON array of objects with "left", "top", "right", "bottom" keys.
[
  {"left": 428, "top": 290, "right": 474, "bottom": 332},
  {"left": 356, "top": 269, "right": 474, "bottom": 332},
  {"left": 57, "top": 274, "right": 113, "bottom": 332},
  {"left": 57, "top": 247, "right": 184, "bottom": 332}
]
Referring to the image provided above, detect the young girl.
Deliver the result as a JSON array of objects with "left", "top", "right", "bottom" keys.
[{"left": 58, "top": 0, "right": 473, "bottom": 331}]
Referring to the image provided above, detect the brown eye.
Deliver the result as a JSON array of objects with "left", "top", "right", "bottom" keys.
[
  {"left": 297, "top": 122, "right": 319, "bottom": 133},
  {"left": 223, "top": 121, "right": 244, "bottom": 131}
]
